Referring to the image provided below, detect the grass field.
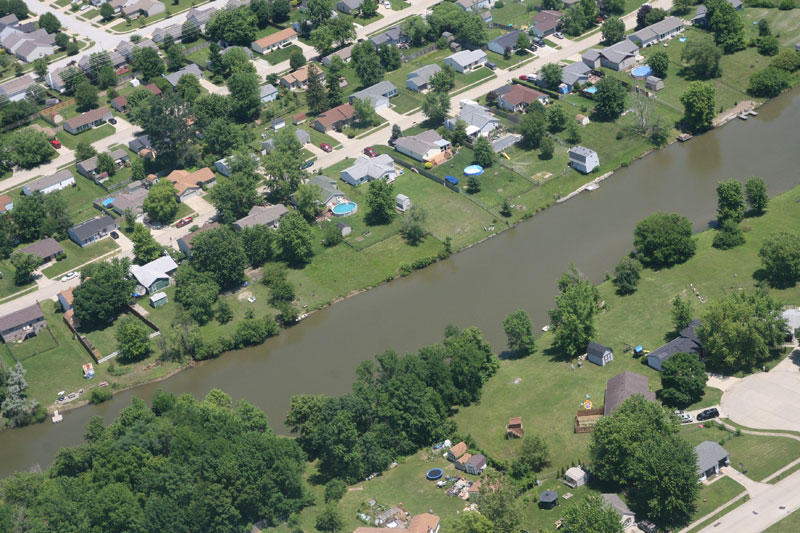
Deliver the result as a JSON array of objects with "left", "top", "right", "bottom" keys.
[
  {"left": 263, "top": 44, "right": 304, "bottom": 66},
  {"left": 490, "top": 0, "right": 538, "bottom": 28},
  {"left": 766, "top": 507, "right": 800, "bottom": 531},
  {"left": 55, "top": 124, "right": 116, "bottom": 150},
  {"left": 0, "top": 261, "right": 35, "bottom": 300},
  {"left": 41, "top": 238, "right": 119, "bottom": 279},
  {"left": 742, "top": 7, "right": 800, "bottom": 47},
  {"left": 691, "top": 476, "right": 746, "bottom": 524}
]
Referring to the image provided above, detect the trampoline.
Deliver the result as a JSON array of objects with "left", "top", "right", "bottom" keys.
[{"left": 426, "top": 468, "right": 443, "bottom": 480}]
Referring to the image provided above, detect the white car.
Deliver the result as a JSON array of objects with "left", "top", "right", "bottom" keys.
[
  {"left": 61, "top": 271, "right": 78, "bottom": 282},
  {"left": 554, "top": 32, "right": 564, "bottom": 39},
  {"left": 247, "top": 296, "right": 256, "bottom": 303}
]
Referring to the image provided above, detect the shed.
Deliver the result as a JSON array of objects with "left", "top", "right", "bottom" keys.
[
  {"left": 465, "top": 454, "right": 487, "bottom": 475},
  {"left": 576, "top": 114, "right": 590, "bottom": 126},
  {"left": 337, "top": 222, "right": 352, "bottom": 237},
  {"left": 149, "top": 291, "right": 168, "bottom": 307},
  {"left": 645, "top": 75, "right": 664, "bottom": 91},
  {"left": 586, "top": 341, "right": 613, "bottom": 366},
  {"left": 447, "top": 441, "right": 468, "bottom": 461},
  {"left": 564, "top": 466, "right": 587, "bottom": 488},
  {"left": 506, "top": 416, "right": 524, "bottom": 438},
  {"left": 396, "top": 194, "right": 412, "bottom": 212}
]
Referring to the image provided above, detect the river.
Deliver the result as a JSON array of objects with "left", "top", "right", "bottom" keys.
[{"left": 1, "top": 88, "right": 799, "bottom": 478}]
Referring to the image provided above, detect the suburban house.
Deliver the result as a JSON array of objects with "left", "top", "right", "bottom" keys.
[
  {"left": 445, "top": 100, "right": 498, "bottom": 138},
  {"left": 447, "top": 441, "right": 468, "bottom": 462},
  {"left": 151, "top": 23, "right": 182, "bottom": 44},
  {"left": 307, "top": 175, "right": 345, "bottom": 207},
  {"left": 251, "top": 27, "right": 298, "bottom": 54},
  {"left": 62, "top": 107, "right": 113, "bottom": 135},
  {"left": 406, "top": 64, "right": 441, "bottom": 92},
  {"left": 260, "top": 83, "right": 279, "bottom": 103},
  {"left": 58, "top": 287, "right": 75, "bottom": 312},
  {"left": 106, "top": 184, "right": 149, "bottom": 220},
  {"left": 130, "top": 255, "right": 179, "bottom": 295},
  {"left": 68, "top": 215, "right": 118, "bottom": 247},
  {"left": 185, "top": 7, "right": 214, "bottom": 32},
  {"left": 602, "top": 494, "right": 636, "bottom": 528},
  {"left": 586, "top": 341, "right": 613, "bottom": 366},
  {"left": 488, "top": 30, "right": 527, "bottom": 55},
  {"left": 581, "top": 39, "right": 638, "bottom": 71},
  {"left": 115, "top": 38, "right": 158, "bottom": 60},
  {"left": 560, "top": 61, "right": 593, "bottom": 91},
  {"left": 497, "top": 84, "right": 549, "bottom": 112},
  {"left": 455, "top": 0, "right": 490, "bottom": 11},
  {"left": 46, "top": 66, "right": 69, "bottom": 93},
  {"left": 532, "top": 10, "right": 562, "bottom": 38},
  {"left": 77, "top": 149, "right": 130, "bottom": 181},
  {"left": 261, "top": 130, "right": 310, "bottom": 154},
  {"left": 0, "top": 28, "right": 55, "bottom": 63},
  {"left": 369, "top": 26, "right": 408, "bottom": 48},
  {"left": 465, "top": 454, "right": 487, "bottom": 475},
  {"left": 340, "top": 154, "right": 397, "bottom": 186},
  {"left": 564, "top": 466, "right": 588, "bottom": 488},
  {"left": 312, "top": 103, "right": 356, "bottom": 132},
  {"left": 396, "top": 193, "right": 412, "bottom": 212},
  {"left": 322, "top": 44, "right": 354, "bottom": 66},
  {"left": 78, "top": 50, "right": 126, "bottom": 74},
  {"left": 629, "top": 16, "right": 685, "bottom": 47},
  {"left": 568, "top": 145, "right": 600, "bottom": 173},
  {"left": 0, "top": 304, "right": 46, "bottom": 344},
  {"left": 22, "top": 169, "right": 76, "bottom": 196},
  {"left": 129, "top": 134, "right": 154, "bottom": 158},
  {"left": 604, "top": 371, "right": 657, "bottom": 416},
  {"left": 17, "top": 237, "right": 64, "bottom": 264},
  {"left": 349, "top": 81, "right": 398, "bottom": 110},
  {"left": 336, "top": 0, "right": 363, "bottom": 14},
  {"left": 164, "top": 64, "right": 203, "bottom": 88},
  {"left": 122, "top": 0, "right": 166, "bottom": 19},
  {"left": 0, "top": 194, "right": 13, "bottom": 213},
  {"left": 395, "top": 130, "right": 452, "bottom": 164},
  {"left": 0, "top": 75, "right": 37, "bottom": 102},
  {"left": 647, "top": 319, "right": 702, "bottom": 370},
  {"left": 233, "top": 204, "right": 289, "bottom": 230},
  {"left": 177, "top": 222, "right": 219, "bottom": 257},
  {"left": 165, "top": 167, "right": 216, "bottom": 202},
  {"left": 280, "top": 64, "right": 324, "bottom": 90},
  {"left": 695, "top": 441, "right": 730, "bottom": 482},
  {"left": 443, "top": 49, "right": 487, "bottom": 73},
  {"left": 110, "top": 83, "right": 161, "bottom": 113}
]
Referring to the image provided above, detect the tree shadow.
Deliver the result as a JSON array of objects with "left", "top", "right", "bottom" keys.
[
  {"left": 542, "top": 343, "right": 574, "bottom": 363},
  {"left": 752, "top": 268, "right": 797, "bottom": 290}
]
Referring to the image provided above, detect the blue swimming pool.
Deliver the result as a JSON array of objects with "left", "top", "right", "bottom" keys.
[
  {"left": 584, "top": 86, "right": 597, "bottom": 94},
  {"left": 631, "top": 65, "right": 653, "bottom": 79},
  {"left": 332, "top": 201, "right": 357, "bottom": 217}
]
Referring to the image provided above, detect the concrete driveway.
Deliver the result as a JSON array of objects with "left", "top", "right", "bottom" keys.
[{"left": 721, "top": 351, "right": 800, "bottom": 432}]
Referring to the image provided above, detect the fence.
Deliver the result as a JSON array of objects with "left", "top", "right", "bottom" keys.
[
  {"left": 574, "top": 407, "right": 604, "bottom": 434},
  {"left": 389, "top": 155, "right": 460, "bottom": 192},
  {"left": 401, "top": 45, "right": 437, "bottom": 63},
  {"left": 63, "top": 314, "right": 103, "bottom": 362},
  {"left": 40, "top": 98, "right": 75, "bottom": 119},
  {"left": 183, "top": 41, "right": 210, "bottom": 57}
]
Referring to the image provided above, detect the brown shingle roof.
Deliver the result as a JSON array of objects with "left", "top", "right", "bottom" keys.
[
  {"left": 17, "top": 237, "right": 63, "bottom": 260},
  {"left": 63, "top": 106, "right": 111, "bottom": 130},
  {"left": 449, "top": 441, "right": 467, "bottom": 459},
  {"left": 0, "top": 303, "right": 44, "bottom": 333},
  {"left": 314, "top": 103, "right": 356, "bottom": 129},
  {"left": 503, "top": 84, "right": 547, "bottom": 106},
  {"left": 253, "top": 27, "right": 297, "bottom": 50},
  {"left": 604, "top": 371, "right": 656, "bottom": 416}
]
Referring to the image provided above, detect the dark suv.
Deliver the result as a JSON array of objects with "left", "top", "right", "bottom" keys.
[
  {"left": 696, "top": 408, "right": 720, "bottom": 421},
  {"left": 637, "top": 519, "right": 657, "bottom": 533}
]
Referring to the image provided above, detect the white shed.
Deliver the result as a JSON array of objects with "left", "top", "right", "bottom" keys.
[
  {"left": 564, "top": 466, "right": 588, "bottom": 488},
  {"left": 149, "top": 291, "right": 168, "bottom": 308},
  {"left": 587, "top": 341, "right": 613, "bottom": 366},
  {"left": 396, "top": 194, "right": 412, "bottom": 212}
]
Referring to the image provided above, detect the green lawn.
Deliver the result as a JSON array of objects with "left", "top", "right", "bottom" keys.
[
  {"left": 8, "top": 169, "right": 108, "bottom": 226},
  {"left": 690, "top": 476, "right": 746, "bottom": 526},
  {"left": 262, "top": 44, "right": 303, "bottom": 66},
  {"left": 766, "top": 507, "right": 800, "bottom": 531},
  {"left": 1, "top": 326, "right": 58, "bottom": 362},
  {"left": 41, "top": 238, "right": 119, "bottom": 279},
  {"left": 302, "top": 125, "right": 342, "bottom": 149},
  {"left": 686, "top": 385, "right": 723, "bottom": 411},
  {"left": 490, "top": 0, "right": 537, "bottom": 28},
  {"left": 0, "top": 261, "right": 35, "bottom": 300},
  {"left": 388, "top": 0, "right": 410, "bottom": 9},
  {"left": 55, "top": 124, "right": 116, "bottom": 150},
  {"left": 487, "top": 49, "right": 535, "bottom": 71},
  {"left": 742, "top": 7, "right": 800, "bottom": 48},
  {"left": 79, "top": 312, "right": 145, "bottom": 357}
]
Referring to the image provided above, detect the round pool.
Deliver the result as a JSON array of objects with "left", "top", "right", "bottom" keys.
[
  {"left": 631, "top": 65, "right": 653, "bottom": 79},
  {"left": 332, "top": 201, "right": 357, "bottom": 217},
  {"left": 464, "top": 165, "right": 484, "bottom": 176},
  {"left": 426, "top": 468, "right": 443, "bottom": 480}
]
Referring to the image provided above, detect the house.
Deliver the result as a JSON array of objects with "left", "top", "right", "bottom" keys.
[
  {"left": 445, "top": 100, "right": 498, "bottom": 138},
  {"left": 128, "top": 134, "right": 153, "bottom": 156},
  {"left": 561, "top": 61, "right": 592, "bottom": 90},
  {"left": 106, "top": 185, "right": 149, "bottom": 219},
  {"left": 455, "top": 0, "right": 490, "bottom": 12},
  {"left": 0, "top": 304, "right": 46, "bottom": 343},
  {"left": 341, "top": 154, "right": 397, "bottom": 186},
  {"left": 532, "top": 10, "right": 562, "bottom": 38},
  {"left": 280, "top": 64, "right": 324, "bottom": 90},
  {"left": 115, "top": 38, "right": 158, "bottom": 60},
  {"left": 0, "top": 75, "right": 38, "bottom": 102},
  {"left": 447, "top": 441, "right": 468, "bottom": 462},
  {"left": 164, "top": 64, "right": 203, "bottom": 88},
  {"left": 336, "top": 0, "right": 363, "bottom": 14},
  {"left": 271, "top": 118, "right": 286, "bottom": 131},
  {"left": 46, "top": 66, "right": 69, "bottom": 93},
  {"left": 465, "top": 454, "right": 487, "bottom": 475},
  {"left": 17, "top": 237, "right": 64, "bottom": 264},
  {"left": 488, "top": 30, "right": 526, "bottom": 55},
  {"left": 130, "top": 255, "right": 179, "bottom": 295},
  {"left": 370, "top": 26, "right": 408, "bottom": 48},
  {"left": 492, "top": 133, "right": 521, "bottom": 153},
  {"left": 13, "top": 39, "right": 54, "bottom": 62},
  {"left": 407, "top": 513, "right": 440, "bottom": 533},
  {"left": 586, "top": 341, "right": 613, "bottom": 366},
  {"left": 602, "top": 494, "right": 635, "bottom": 528},
  {"left": 576, "top": 114, "right": 590, "bottom": 126},
  {"left": 692, "top": 5, "right": 709, "bottom": 27},
  {"left": 349, "top": 81, "right": 398, "bottom": 110},
  {"left": 68, "top": 215, "right": 117, "bottom": 247},
  {"left": 122, "top": 0, "right": 166, "bottom": 18},
  {"left": 110, "top": 94, "right": 129, "bottom": 113},
  {"left": 313, "top": 103, "right": 356, "bottom": 132},
  {"left": 149, "top": 291, "right": 168, "bottom": 308},
  {"left": 395, "top": 130, "right": 452, "bottom": 164},
  {"left": 177, "top": 222, "right": 219, "bottom": 257},
  {"left": 456, "top": 453, "right": 472, "bottom": 471},
  {"left": 443, "top": 49, "right": 487, "bottom": 73},
  {"left": 185, "top": 6, "right": 214, "bottom": 32},
  {"left": 307, "top": 175, "right": 345, "bottom": 207},
  {"left": 165, "top": 167, "right": 216, "bottom": 202},
  {"left": 22, "top": 169, "right": 76, "bottom": 196},
  {"left": 582, "top": 39, "right": 638, "bottom": 71},
  {"left": 62, "top": 107, "right": 112, "bottom": 135},
  {"left": 647, "top": 319, "right": 702, "bottom": 371},
  {"left": 261, "top": 129, "right": 310, "bottom": 154},
  {"left": 0, "top": 194, "right": 13, "bottom": 213},
  {"left": 604, "top": 370, "right": 656, "bottom": 416},
  {"left": 695, "top": 441, "right": 730, "bottom": 482},
  {"left": 0, "top": 28, "right": 55, "bottom": 63},
  {"left": 646, "top": 75, "right": 664, "bottom": 91},
  {"left": 0, "top": 14, "right": 19, "bottom": 30},
  {"left": 568, "top": 145, "right": 600, "bottom": 173},
  {"left": 782, "top": 308, "right": 800, "bottom": 342},
  {"left": 233, "top": 204, "right": 288, "bottom": 230},
  {"left": 497, "top": 84, "right": 549, "bottom": 112},
  {"left": 629, "top": 16, "right": 685, "bottom": 47},
  {"left": 406, "top": 64, "right": 441, "bottom": 92},
  {"left": 251, "top": 27, "right": 298, "bottom": 54},
  {"left": 77, "top": 149, "right": 129, "bottom": 181},
  {"left": 151, "top": 23, "right": 182, "bottom": 44},
  {"left": 58, "top": 287, "right": 75, "bottom": 312},
  {"left": 564, "top": 466, "right": 587, "bottom": 488},
  {"left": 260, "top": 83, "right": 279, "bottom": 103},
  {"left": 322, "top": 44, "right": 354, "bottom": 66},
  {"left": 396, "top": 194, "right": 412, "bottom": 212}
]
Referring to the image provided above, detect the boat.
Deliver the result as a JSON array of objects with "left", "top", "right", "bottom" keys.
[
  {"left": 542, "top": 325, "right": 550, "bottom": 332},
  {"left": 585, "top": 183, "right": 599, "bottom": 191},
  {"left": 677, "top": 133, "right": 693, "bottom": 142},
  {"left": 737, "top": 113, "right": 749, "bottom": 120}
]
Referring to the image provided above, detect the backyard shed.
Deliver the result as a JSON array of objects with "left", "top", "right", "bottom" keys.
[
  {"left": 564, "top": 466, "right": 587, "bottom": 488},
  {"left": 396, "top": 194, "right": 412, "bottom": 212},
  {"left": 586, "top": 341, "right": 613, "bottom": 366},
  {"left": 149, "top": 292, "right": 168, "bottom": 308},
  {"left": 645, "top": 76, "right": 664, "bottom": 91}
]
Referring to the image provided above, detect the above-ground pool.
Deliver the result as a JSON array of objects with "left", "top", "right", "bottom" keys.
[
  {"left": 332, "top": 201, "right": 357, "bottom": 217},
  {"left": 102, "top": 198, "right": 115, "bottom": 207},
  {"left": 631, "top": 65, "right": 653, "bottom": 79},
  {"left": 426, "top": 468, "right": 443, "bottom": 480},
  {"left": 464, "top": 165, "right": 484, "bottom": 176}
]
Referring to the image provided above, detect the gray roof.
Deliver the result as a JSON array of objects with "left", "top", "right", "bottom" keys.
[
  {"left": 695, "top": 441, "right": 729, "bottom": 475},
  {"left": 783, "top": 308, "right": 800, "bottom": 334},
  {"left": 569, "top": 145, "right": 597, "bottom": 159},
  {"left": 322, "top": 44, "right": 354, "bottom": 64},
  {"left": 407, "top": 63, "right": 441, "bottom": 85},
  {"left": 234, "top": 204, "right": 288, "bottom": 228},
  {"left": 261, "top": 83, "right": 278, "bottom": 98},
  {"left": 80, "top": 149, "right": 128, "bottom": 172},
  {"left": 466, "top": 453, "right": 486, "bottom": 469},
  {"left": 562, "top": 61, "right": 591, "bottom": 86},
  {"left": 0, "top": 74, "right": 36, "bottom": 97},
  {"left": 130, "top": 256, "right": 178, "bottom": 288},
  {"left": 164, "top": 64, "right": 202, "bottom": 87},
  {"left": 262, "top": 129, "right": 310, "bottom": 152},
  {"left": 395, "top": 129, "right": 449, "bottom": 157},
  {"left": 604, "top": 371, "right": 656, "bottom": 416},
  {"left": 446, "top": 49, "right": 487, "bottom": 68},
  {"left": 337, "top": 0, "right": 362, "bottom": 10},
  {"left": 587, "top": 341, "right": 611, "bottom": 358},
  {"left": 490, "top": 30, "right": 525, "bottom": 51},
  {"left": 630, "top": 16, "right": 684, "bottom": 44},
  {"left": 648, "top": 319, "right": 702, "bottom": 363},
  {"left": 583, "top": 39, "right": 638, "bottom": 65},
  {"left": 454, "top": 101, "right": 497, "bottom": 130},
  {"left": 129, "top": 135, "right": 152, "bottom": 153},
  {"left": 27, "top": 169, "right": 74, "bottom": 192},
  {"left": 351, "top": 80, "right": 397, "bottom": 104},
  {"left": 343, "top": 154, "right": 395, "bottom": 181},
  {"left": 370, "top": 26, "right": 404, "bottom": 47},
  {"left": 309, "top": 175, "right": 344, "bottom": 204},
  {"left": 602, "top": 494, "right": 633, "bottom": 517},
  {"left": 69, "top": 215, "right": 116, "bottom": 241},
  {"left": 0, "top": 303, "right": 43, "bottom": 333},
  {"left": 646, "top": 75, "right": 662, "bottom": 84},
  {"left": 492, "top": 133, "right": 521, "bottom": 153},
  {"left": 109, "top": 187, "right": 149, "bottom": 214},
  {"left": 17, "top": 237, "right": 63, "bottom": 260}
]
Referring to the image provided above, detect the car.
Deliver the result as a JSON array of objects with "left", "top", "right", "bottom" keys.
[
  {"left": 357, "top": 38, "right": 365, "bottom": 42},
  {"left": 247, "top": 296, "right": 256, "bottom": 303},
  {"left": 678, "top": 413, "right": 693, "bottom": 424},
  {"left": 61, "top": 272, "right": 78, "bottom": 282},
  {"left": 50, "top": 139, "right": 61, "bottom": 149},
  {"left": 363, "top": 146, "right": 377, "bottom": 157},
  {"left": 108, "top": 117, "right": 117, "bottom": 125},
  {"left": 696, "top": 408, "right": 720, "bottom": 421},
  {"left": 637, "top": 519, "right": 657, "bottom": 533},
  {"left": 176, "top": 216, "right": 193, "bottom": 228},
  {"left": 110, "top": 231, "right": 119, "bottom": 239},
  {"left": 320, "top": 142, "right": 332, "bottom": 152},
  {"left": 554, "top": 32, "right": 564, "bottom": 39},
  {"left": 486, "top": 62, "right": 497, "bottom": 70},
  {"left": 519, "top": 75, "right": 530, "bottom": 81},
  {"left": 534, "top": 38, "right": 545, "bottom": 47},
  {"left": 301, "top": 160, "right": 314, "bottom": 169}
]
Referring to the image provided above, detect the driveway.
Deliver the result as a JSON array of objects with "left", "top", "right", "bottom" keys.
[{"left": 721, "top": 351, "right": 800, "bottom": 432}]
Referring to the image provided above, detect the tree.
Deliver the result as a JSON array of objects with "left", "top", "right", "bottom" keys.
[
  {"left": 519, "top": 104, "right": 547, "bottom": 148},
  {"left": 324, "top": 479, "right": 347, "bottom": 503},
  {"left": 131, "top": 223, "right": 162, "bottom": 264},
  {"left": 310, "top": 24, "right": 334, "bottom": 56},
  {"left": 400, "top": 206, "right": 427, "bottom": 245},
  {"left": 273, "top": 0, "right": 290, "bottom": 21},
  {"left": 561, "top": 494, "right": 623, "bottom": 533},
  {"left": 566, "top": 120, "right": 582, "bottom": 144},
  {"left": 32, "top": 57, "right": 48, "bottom": 79},
  {"left": 352, "top": 43, "right": 384, "bottom": 86},
  {"left": 75, "top": 142, "right": 97, "bottom": 162},
  {"left": 748, "top": 66, "right": 790, "bottom": 98},
  {"left": 139, "top": 92, "right": 198, "bottom": 168},
  {"left": 745, "top": 177, "right": 768, "bottom": 215},
  {"left": 206, "top": 6, "right": 257, "bottom": 45},
  {"left": 680, "top": 81, "right": 715, "bottom": 133},
  {"left": 308, "top": 0, "right": 332, "bottom": 27},
  {"left": 361, "top": 0, "right": 378, "bottom": 18},
  {"left": 473, "top": 135, "right": 494, "bottom": 167},
  {"left": 593, "top": 77, "right": 626, "bottom": 120},
  {"left": 716, "top": 179, "right": 744, "bottom": 224},
  {"left": 276, "top": 210, "right": 315, "bottom": 265},
  {"left": 263, "top": 127, "right": 307, "bottom": 203},
  {"left": 301, "top": 64, "right": 327, "bottom": 115},
  {"left": 602, "top": 17, "right": 625, "bottom": 44},
  {"left": 771, "top": 49, "right": 800, "bottom": 73},
  {"left": 634, "top": 212, "right": 696, "bottom": 267},
  {"left": 143, "top": 180, "right": 179, "bottom": 224},
  {"left": 315, "top": 504, "right": 344, "bottom": 533},
  {"left": 377, "top": 43, "right": 402, "bottom": 71},
  {"left": 66, "top": 40, "right": 79, "bottom": 56},
  {"left": 540, "top": 62, "right": 562, "bottom": 90},
  {"left": 75, "top": 80, "right": 98, "bottom": 111},
  {"left": 649, "top": 49, "right": 669, "bottom": 79},
  {"left": 445, "top": 512, "right": 494, "bottom": 533},
  {"left": 542, "top": 0, "right": 564, "bottom": 8},
  {"left": 115, "top": 316, "right": 151, "bottom": 363},
  {"left": 539, "top": 136, "right": 554, "bottom": 160},
  {"left": 671, "top": 295, "right": 693, "bottom": 332},
  {"left": 613, "top": 256, "right": 642, "bottom": 295},
  {"left": 174, "top": 265, "right": 220, "bottom": 324},
  {"left": 449, "top": 119, "right": 468, "bottom": 146},
  {"left": 510, "top": 433, "right": 550, "bottom": 482},
  {"left": 175, "top": 73, "right": 202, "bottom": 103},
  {"left": 660, "top": 352, "right": 707, "bottom": 407},
  {"left": 182, "top": 20, "right": 200, "bottom": 43},
  {"left": 502, "top": 310, "right": 535, "bottom": 356},
  {"left": 96, "top": 152, "right": 115, "bottom": 177},
  {"left": 289, "top": 49, "right": 306, "bottom": 71},
  {"left": 365, "top": 179, "right": 395, "bottom": 225},
  {"left": 548, "top": 265, "right": 600, "bottom": 357},
  {"left": 132, "top": 46, "right": 165, "bottom": 80},
  {"left": 516, "top": 31, "right": 530, "bottom": 52},
  {"left": 9, "top": 193, "right": 71, "bottom": 242},
  {"left": 707, "top": 0, "right": 746, "bottom": 53},
  {"left": 681, "top": 34, "right": 722, "bottom": 79},
  {"left": 713, "top": 219, "right": 745, "bottom": 249},
  {"left": 0, "top": 215, "right": 16, "bottom": 260},
  {"left": 644, "top": 7, "right": 667, "bottom": 26},
  {"left": 203, "top": 119, "right": 245, "bottom": 157},
  {"left": 38, "top": 12, "right": 61, "bottom": 34},
  {"left": 73, "top": 258, "right": 136, "bottom": 326},
  {"left": 96, "top": 65, "right": 116, "bottom": 91},
  {"left": 759, "top": 231, "right": 800, "bottom": 288},
  {"left": 8, "top": 129, "right": 55, "bottom": 169},
  {"left": 421, "top": 91, "right": 450, "bottom": 124},
  {"left": 294, "top": 183, "right": 322, "bottom": 222},
  {"left": 328, "top": 15, "right": 357, "bottom": 47},
  {"left": 12, "top": 252, "right": 38, "bottom": 286},
  {"left": 546, "top": 104, "right": 567, "bottom": 133},
  {"left": 100, "top": 2, "right": 114, "bottom": 20},
  {"left": 352, "top": 97, "right": 380, "bottom": 127},
  {"left": 166, "top": 44, "right": 184, "bottom": 72},
  {"left": 191, "top": 226, "right": 248, "bottom": 290},
  {"left": 636, "top": 4, "right": 652, "bottom": 29},
  {"left": 475, "top": 472, "right": 523, "bottom": 533},
  {"left": 241, "top": 224, "right": 275, "bottom": 267},
  {"left": 55, "top": 32, "right": 69, "bottom": 49},
  {"left": 699, "top": 290, "right": 787, "bottom": 370},
  {"left": 757, "top": 34, "right": 780, "bottom": 56},
  {"left": 467, "top": 175, "right": 481, "bottom": 194},
  {"left": 673, "top": 0, "right": 693, "bottom": 14},
  {"left": 227, "top": 69, "right": 261, "bottom": 121}
]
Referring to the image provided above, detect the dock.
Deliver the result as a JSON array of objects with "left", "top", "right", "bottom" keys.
[
  {"left": 677, "top": 133, "right": 693, "bottom": 142},
  {"left": 52, "top": 410, "right": 63, "bottom": 423},
  {"left": 737, "top": 113, "right": 749, "bottom": 120}
]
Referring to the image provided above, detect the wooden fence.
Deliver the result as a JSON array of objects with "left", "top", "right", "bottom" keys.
[{"left": 574, "top": 407, "right": 604, "bottom": 434}]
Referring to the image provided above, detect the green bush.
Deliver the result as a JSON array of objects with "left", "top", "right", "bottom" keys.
[{"left": 90, "top": 387, "right": 113, "bottom": 404}]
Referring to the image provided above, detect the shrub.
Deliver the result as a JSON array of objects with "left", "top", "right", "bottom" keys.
[{"left": 90, "top": 388, "right": 112, "bottom": 404}]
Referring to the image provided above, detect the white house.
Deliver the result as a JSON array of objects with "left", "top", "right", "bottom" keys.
[
  {"left": 602, "top": 494, "right": 635, "bottom": 529},
  {"left": 130, "top": 255, "right": 179, "bottom": 295},
  {"left": 443, "top": 49, "right": 487, "bottom": 73},
  {"left": 260, "top": 83, "right": 278, "bottom": 103},
  {"left": 629, "top": 16, "right": 685, "bottom": 47},
  {"left": 0, "top": 75, "right": 37, "bottom": 102},
  {"left": 445, "top": 100, "right": 498, "bottom": 138},
  {"left": 349, "top": 81, "right": 398, "bottom": 110},
  {"left": 394, "top": 130, "right": 452, "bottom": 164},
  {"left": 22, "top": 170, "right": 76, "bottom": 196},
  {"left": 340, "top": 154, "right": 397, "bottom": 186},
  {"left": 586, "top": 341, "right": 613, "bottom": 366},
  {"left": 568, "top": 146, "right": 599, "bottom": 173}
]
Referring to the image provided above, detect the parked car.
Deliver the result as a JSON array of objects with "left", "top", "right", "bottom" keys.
[
  {"left": 108, "top": 117, "right": 117, "bottom": 125},
  {"left": 320, "top": 142, "right": 332, "bottom": 152},
  {"left": 519, "top": 75, "right": 530, "bottom": 81},
  {"left": 637, "top": 519, "right": 657, "bottom": 533},
  {"left": 534, "top": 38, "right": 545, "bottom": 47},
  {"left": 678, "top": 413, "right": 693, "bottom": 424},
  {"left": 301, "top": 160, "right": 314, "bottom": 169},
  {"left": 50, "top": 139, "right": 61, "bottom": 149},
  {"left": 61, "top": 271, "right": 78, "bottom": 282},
  {"left": 363, "top": 146, "right": 377, "bottom": 157},
  {"left": 176, "top": 216, "right": 193, "bottom": 228},
  {"left": 486, "top": 62, "right": 497, "bottom": 70},
  {"left": 554, "top": 32, "right": 564, "bottom": 39},
  {"left": 696, "top": 408, "right": 720, "bottom": 421},
  {"left": 110, "top": 231, "right": 119, "bottom": 239}
]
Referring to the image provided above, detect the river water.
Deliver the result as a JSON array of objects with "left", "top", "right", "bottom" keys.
[{"left": 1, "top": 89, "right": 799, "bottom": 478}]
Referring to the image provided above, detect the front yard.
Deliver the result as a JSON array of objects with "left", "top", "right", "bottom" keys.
[
  {"left": 55, "top": 124, "right": 116, "bottom": 150},
  {"left": 41, "top": 238, "right": 120, "bottom": 280}
]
